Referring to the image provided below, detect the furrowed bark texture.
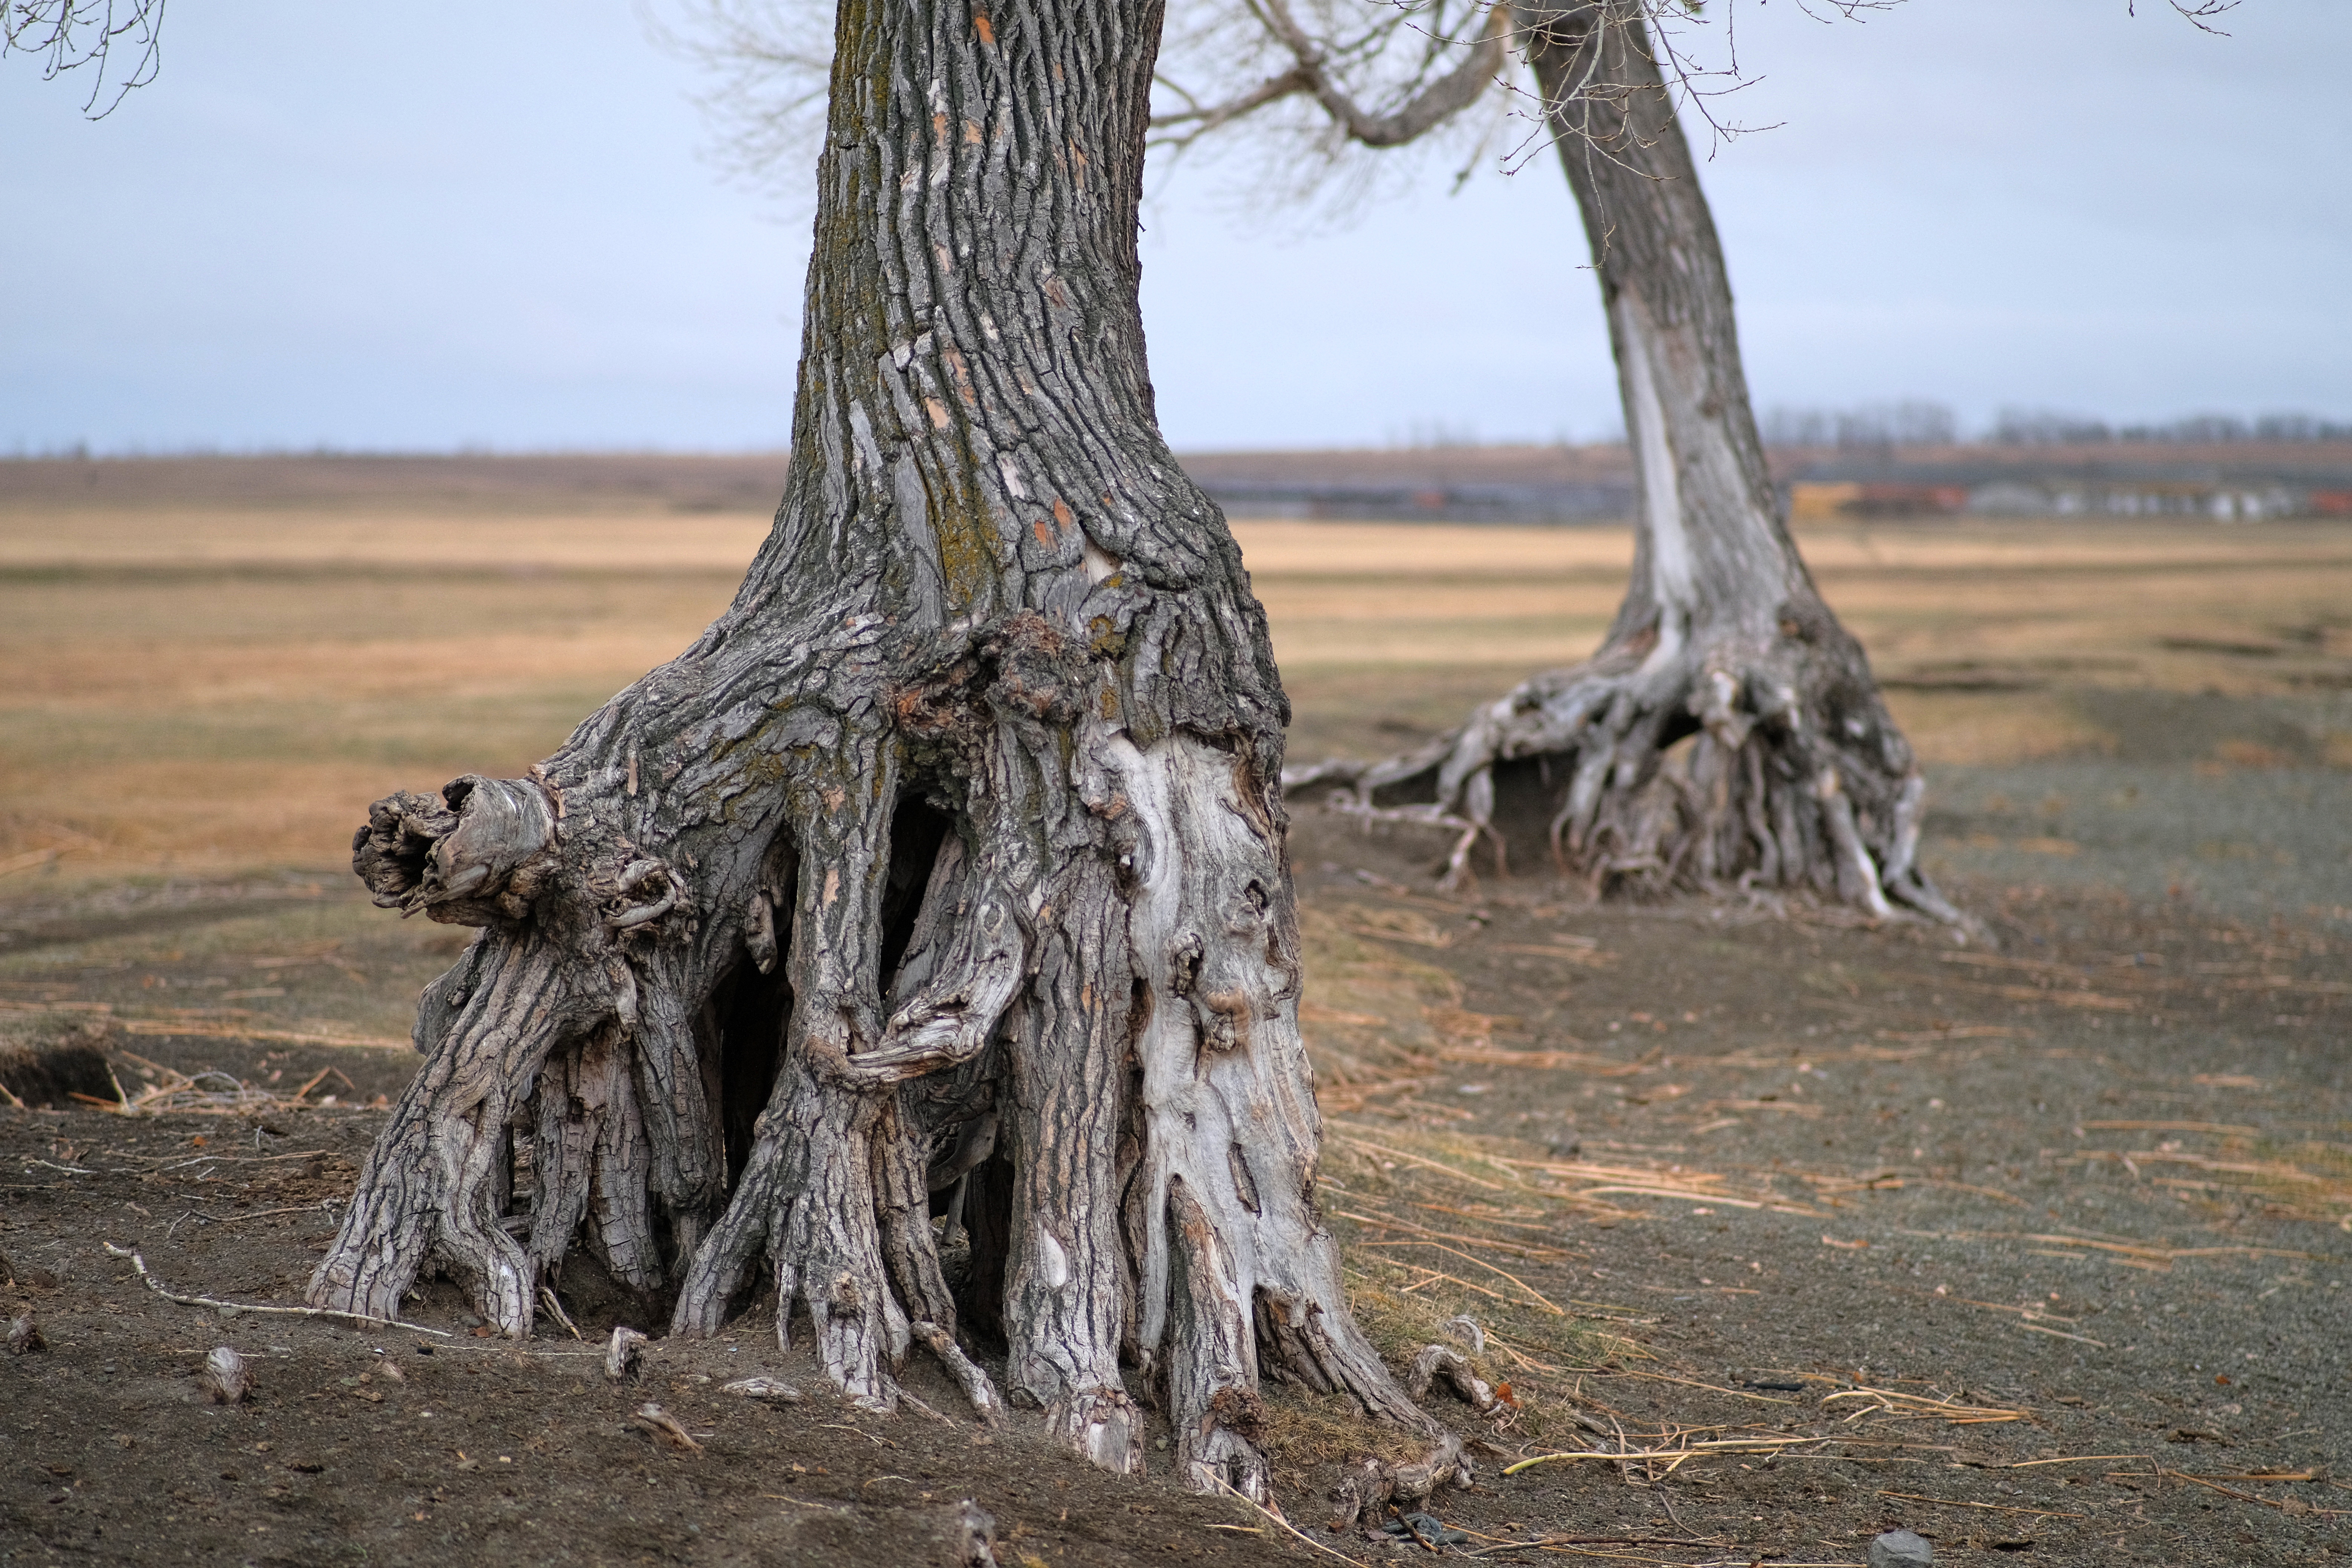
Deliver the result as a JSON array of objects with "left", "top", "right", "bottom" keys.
[
  {"left": 1290, "top": 1, "right": 1959, "bottom": 925},
  {"left": 313, "top": 0, "right": 1450, "bottom": 1496}
]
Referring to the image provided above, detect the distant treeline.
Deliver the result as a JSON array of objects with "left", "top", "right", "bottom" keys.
[{"left": 1760, "top": 403, "right": 2352, "bottom": 451}]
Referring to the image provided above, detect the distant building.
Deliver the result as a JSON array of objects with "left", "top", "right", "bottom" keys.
[
  {"left": 1781, "top": 443, "right": 2352, "bottom": 523},
  {"left": 1957, "top": 481, "right": 2301, "bottom": 520}
]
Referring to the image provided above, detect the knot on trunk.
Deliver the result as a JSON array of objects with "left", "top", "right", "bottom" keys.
[
  {"left": 1205, "top": 1384, "right": 1267, "bottom": 1445},
  {"left": 1195, "top": 988, "right": 1252, "bottom": 1053},
  {"left": 978, "top": 611, "right": 1089, "bottom": 728},
  {"left": 603, "top": 858, "right": 686, "bottom": 935},
  {"left": 353, "top": 775, "right": 557, "bottom": 924},
  {"left": 888, "top": 611, "right": 1090, "bottom": 755},
  {"left": 1775, "top": 597, "right": 1839, "bottom": 646}
]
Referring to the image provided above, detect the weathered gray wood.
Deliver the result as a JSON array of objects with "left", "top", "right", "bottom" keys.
[
  {"left": 313, "top": 0, "right": 1452, "bottom": 1493},
  {"left": 1288, "top": 2, "right": 1963, "bottom": 926}
]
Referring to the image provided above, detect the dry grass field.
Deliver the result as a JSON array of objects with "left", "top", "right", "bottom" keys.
[{"left": 5, "top": 475, "right": 2350, "bottom": 884}]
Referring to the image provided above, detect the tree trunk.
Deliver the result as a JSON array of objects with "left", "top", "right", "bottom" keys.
[
  {"left": 1290, "top": 0, "right": 1962, "bottom": 926},
  {"left": 309, "top": 0, "right": 1456, "bottom": 1501}
]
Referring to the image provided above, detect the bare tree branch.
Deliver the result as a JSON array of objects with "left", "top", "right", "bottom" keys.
[
  {"left": 2131, "top": 0, "right": 2239, "bottom": 36},
  {"left": 3, "top": 0, "right": 167, "bottom": 117},
  {"left": 1149, "top": 64, "right": 1315, "bottom": 145},
  {"left": 1243, "top": 0, "right": 1515, "bottom": 148},
  {"left": 640, "top": 0, "right": 835, "bottom": 202}
]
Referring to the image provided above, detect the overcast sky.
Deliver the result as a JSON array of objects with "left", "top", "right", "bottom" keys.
[{"left": 4, "top": 0, "right": 2345, "bottom": 454}]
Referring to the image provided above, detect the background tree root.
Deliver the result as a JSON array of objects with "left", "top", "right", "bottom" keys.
[{"left": 1288, "top": 622, "right": 1970, "bottom": 931}]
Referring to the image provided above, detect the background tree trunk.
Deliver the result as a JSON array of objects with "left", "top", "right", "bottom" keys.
[
  {"left": 310, "top": 0, "right": 1456, "bottom": 1501},
  {"left": 1291, "top": 0, "right": 1962, "bottom": 926}
]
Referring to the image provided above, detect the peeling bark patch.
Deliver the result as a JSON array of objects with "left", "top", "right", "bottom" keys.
[
  {"left": 1226, "top": 1143, "right": 1260, "bottom": 1214},
  {"left": 1207, "top": 1384, "right": 1268, "bottom": 1444},
  {"left": 1198, "top": 989, "right": 1251, "bottom": 1052},
  {"left": 1035, "top": 1229, "right": 1070, "bottom": 1290}
]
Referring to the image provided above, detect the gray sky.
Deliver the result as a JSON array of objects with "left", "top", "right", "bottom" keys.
[{"left": 4, "top": 0, "right": 2345, "bottom": 453}]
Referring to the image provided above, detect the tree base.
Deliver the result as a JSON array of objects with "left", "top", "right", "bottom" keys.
[
  {"left": 313, "top": 733, "right": 1465, "bottom": 1493},
  {"left": 1286, "top": 627, "right": 1969, "bottom": 931}
]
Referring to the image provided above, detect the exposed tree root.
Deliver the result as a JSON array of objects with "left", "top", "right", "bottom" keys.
[
  {"left": 1327, "top": 1435, "right": 1474, "bottom": 1534},
  {"left": 1288, "top": 616, "right": 1970, "bottom": 932}
]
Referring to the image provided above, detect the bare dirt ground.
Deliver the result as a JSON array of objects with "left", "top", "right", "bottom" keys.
[
  {"left": 5, "top": 843, "right": 2345, "bottom": 1567},
  {"left": 5, "top": 475, "right": 2349, "bottom": 1565}
]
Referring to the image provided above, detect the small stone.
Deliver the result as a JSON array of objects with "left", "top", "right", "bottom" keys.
[
  {"left": 1869, "top": 1529, "right": 1932, "bottom": 1568},
  {"left": 719, "top": 1375, "right": 801, "bottom": 1402},
  {"left": 199, "top": 1346, "right": 252, "bottom": 1405},
  {"left": 1382, "top": 1514, "right": 1471, "bottom": 1546},
  {"left": 952, "top": 1498, "right": 998, "bottom": 1568}
]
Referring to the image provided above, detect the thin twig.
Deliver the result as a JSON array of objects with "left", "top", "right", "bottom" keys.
[
  {"left": 816, "top": 1423, "right": 896, "bottom": 1447},
  {"left": 101, "top": 1243, "right": 454, "bottom": 1337},
  {"left": 897, "top": 1388, "right": 957, "bottom": 1427},
  {"left": 1211, "top": 1476, "right": 1370, "bottom": 1566},
  {"left": 1504, "top": 1436, "right": 1823, "bottom": 1474},
  {"left": 1332, "top": 1132, "right": 1512, "bottom": 1191},
  {"left": 1875, "top": 1490, "right": 2084, "bottom": 1519},
  {"left": 2159, "top": 1467, "right": 2352, "bottom": 1516},
  {"left": 1459, "top": 1535, "right": 1728, "bottom": 1559},
  {"left": 1357, "top": 1237, "right": 1565, "bottom": 1314},
  {"left": 1585, "top": 1367, "right": 1799, "bottom": 1406},
  {"left": 538, "top": 1286, "right": 583, "bottom": 1340}
]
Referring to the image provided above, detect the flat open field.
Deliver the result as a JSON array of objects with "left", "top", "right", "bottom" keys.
[
  {"left": 6, "top": 484, "right": 2350, "bottom": 884},
  {"left": 5, "top": 467, "right": 2350, "bottom": 1566}
]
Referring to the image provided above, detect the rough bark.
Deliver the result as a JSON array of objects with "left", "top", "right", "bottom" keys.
[
  {"left": 312, "top": 0, "right": 1455, "bottom": 1498},
  {"left": 1288, "top": 1, "right": 1962, "bottom": 926}
]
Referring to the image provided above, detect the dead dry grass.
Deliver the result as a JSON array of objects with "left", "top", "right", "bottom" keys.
[
  {"left": 6, "top": 499, "right": 2350, "bottom": 881},
  {"left": 0, "top": 507, "right": 775, "bottom": 570},
  {"left": 1249, "top": 518, "right": 2352, "bottom": 767}
]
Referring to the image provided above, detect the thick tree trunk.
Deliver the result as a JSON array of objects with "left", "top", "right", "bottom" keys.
[
  {"left": 1290, "top": 1, "right": 1961, "bottom": 925},
  {"left": 311, "top": 0, "right": 1456, "bottom": 1502}
]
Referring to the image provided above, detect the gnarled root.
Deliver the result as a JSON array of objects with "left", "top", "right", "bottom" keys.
[
  {"left": 668, "top": 810, "right": 1018, "bottom": 1425},
  {"left": 1109, "top": 732, "right": 1452, "bottom": 1497},
  {"left": 319, "top": 640, "right": 1462, "bottom": 1475},
  {"left": 307, "top": 923, "right": 619, "bottom": 1334},
  {"left": 1326, "top": 1435, "right": 1474, "bottom": 1534},
  {"left": 313, "top": 762, "right": 728, "bottom": 1338},
  {"left": 666, "top": 1059, "right": 1015, "bottom": 1423},
  {"left": 1407, "top": 1342, "right": 1512, "bottom": 1419},
  {"left": 1288, "top": 617, "right": 1970, "bottom": 930}
]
